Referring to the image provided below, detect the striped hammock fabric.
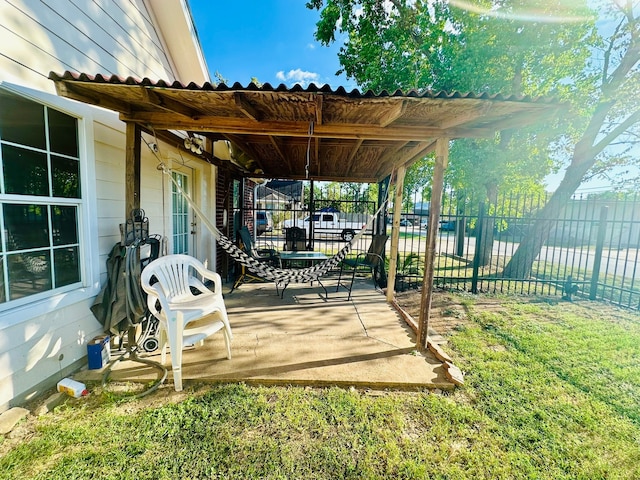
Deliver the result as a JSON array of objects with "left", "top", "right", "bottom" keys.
[{"left": 161, "top": 164, "right": 382, "bottom": 284}]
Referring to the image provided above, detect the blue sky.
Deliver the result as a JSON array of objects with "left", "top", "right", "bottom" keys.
[{"left": 189, "top": 1, "right": 356, "bottom": 89}]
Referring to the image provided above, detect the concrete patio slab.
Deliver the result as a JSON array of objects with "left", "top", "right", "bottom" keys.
[{"left": 77, "top": 277, "right": 454, "bottom": 391}]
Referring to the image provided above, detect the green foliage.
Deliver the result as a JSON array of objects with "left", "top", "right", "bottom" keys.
[
  {"left": 3, "top": 300, "right": 640, "bottom": 478},
  {"left": 307, "top": 0, "right": 609, "bottom": 198}
]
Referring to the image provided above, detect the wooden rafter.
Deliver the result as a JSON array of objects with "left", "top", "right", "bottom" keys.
[
  {"left": 224, "top": 133, "right": 266, "bottom": 173},
  {"left": 315, "top": 95, "right": 323, "bottom": 125},
  {"left": 374, "top": 141, "right": 411, "bottom": 178},
  {"left": 140, "top": 87, "right": 200, "bottom": 118},
  {"left": 54, "top": 82, "right": 131, "bottom": 115},
  {"left": 268, "top": 136, "right": 292, "bottom": 171},
  {"left": 234, "top": 92, "right": 261, "bottom": 121},
  {"left": 50, "top": 73, "right": 559, "bottom": 183},
  {"left": 379, "top": 100, "right": 406, "bottom": 127},
  {"left": 437, "top": 103, "right": 492, "bottom": 129},
  {"left": 377, "top": 141, "right": 436, "bottom": 180}
]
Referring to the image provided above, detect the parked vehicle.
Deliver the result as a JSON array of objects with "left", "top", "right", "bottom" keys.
[
  {"left": 399, "top": 218, "right": 413, "bottom": 227},
  {"left": 282, "top": 211, "right": 370, "bottom": 241},
  {"left": 439, "top": 218, "right": 456, "bottom": 231},
  {"left": 256, "top": 211, "right": 273, "bottom": 235}
]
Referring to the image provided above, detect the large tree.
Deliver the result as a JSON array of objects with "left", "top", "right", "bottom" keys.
[
  {"left": 504, "top": 1, "right": 640, "bottom": 277},
  {"left": 308, "top": 0, "right": 639, "bottom": 273}
]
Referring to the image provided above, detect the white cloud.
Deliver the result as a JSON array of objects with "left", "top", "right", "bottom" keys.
[
  {"left": 275, "top": 69, "right": 320, "bottom": 87},
  {"left": 307, "top": 43, "right": 316, "bottom": 50}
]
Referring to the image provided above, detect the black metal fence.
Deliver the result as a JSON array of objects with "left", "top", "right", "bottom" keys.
[
  {"left": 241, "top": 178, "right": 639, "bottom": 311},
  {"left": 396, "top": 190, "right": 640, "bottom": 311},
  {"left": 247, "top": 179, "right": 380, "bottom": 257}
]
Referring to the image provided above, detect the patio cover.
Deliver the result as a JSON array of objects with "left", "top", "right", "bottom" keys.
[
  {"left": 48, "top": 72, "right": 557, "bottom": 183},
  {"left": 48, "top": 71, "right": 559, "bottom": 351}
]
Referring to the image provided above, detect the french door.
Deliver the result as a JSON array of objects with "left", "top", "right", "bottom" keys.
[{"left": 171, "top": 170, "right": 195, "bottom": 255}]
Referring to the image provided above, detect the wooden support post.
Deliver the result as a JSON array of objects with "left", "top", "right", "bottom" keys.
[
  {"left": 417, "top": 138, "right": 449, "bottom": 351},
  {"left": 125, "top": 122, "right": 142, "bottom": 215},
  {"left": 386, "top": 165, "right": 406, "bottom": 303}
]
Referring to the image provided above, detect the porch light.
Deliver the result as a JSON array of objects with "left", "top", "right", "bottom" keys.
[{"left": 184, "top": 136, "right": 203, "bottom": 155}]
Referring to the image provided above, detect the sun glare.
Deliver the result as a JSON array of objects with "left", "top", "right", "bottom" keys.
[{"left": 448, "top": 0, "right": 594, "bottom": 23}]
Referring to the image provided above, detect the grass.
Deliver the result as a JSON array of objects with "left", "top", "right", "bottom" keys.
[{"left": 2, "top": 297, "right": 640, "bottom": 479}]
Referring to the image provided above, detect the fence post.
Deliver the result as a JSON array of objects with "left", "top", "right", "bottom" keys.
[
  {"left": 471, "top": 202, "right": 485, "bottom": 294},
  {"left": 455, "top": 197, "right": 465, "bottom": 257},
  {"left": 589, "top": 205, "right": 609, "bottom": 300}
]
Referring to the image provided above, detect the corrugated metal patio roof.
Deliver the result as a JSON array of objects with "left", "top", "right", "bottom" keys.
[{"left": 49, "top": 71, "right": 558, "bottom": 182}]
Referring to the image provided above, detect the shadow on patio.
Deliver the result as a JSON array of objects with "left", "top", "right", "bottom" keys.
[{"left": 79, "top": 277, "right": 454, "bottom": 391}]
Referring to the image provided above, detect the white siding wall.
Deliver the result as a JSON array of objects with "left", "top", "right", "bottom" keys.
[
  {"left": 0, "top": 0, "right": 212, "bottom": 410},
  {"left": 0, "top": 0, "right": 177, "bottom": 92}
]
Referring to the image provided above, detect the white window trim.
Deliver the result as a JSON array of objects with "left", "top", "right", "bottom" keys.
[{"left": 0, "top": 82, "right": 100, "bottom": 328}]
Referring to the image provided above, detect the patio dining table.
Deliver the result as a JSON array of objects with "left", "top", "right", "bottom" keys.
[{"left": 276, "top": 251, "right": 329, "bottom": 298}]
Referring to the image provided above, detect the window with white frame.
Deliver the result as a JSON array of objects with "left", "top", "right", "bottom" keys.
[{"left": 0, "top": 89, "right": 82, "bottom": 304}]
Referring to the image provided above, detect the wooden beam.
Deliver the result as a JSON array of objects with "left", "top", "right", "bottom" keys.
[
  {"left": 417, "top": 137, "right": 449, "bottom": 351},
  {"left": 268, "top": 136, "right": 293, "bottom": 171},
  {"left": 234, "top": 92, "right": 261, "bottom": 121},
  {"left": 437, "top": 103, "right": 492, "bottom": 129},
  {"left": 140, "top": 88, "right": 200, "bottom": 118},
  {"left": 119, "top": 112, "right": 493, "bottom": 141},
  {"left": 399, "top": 140, "right": 437, "bottom": 169},
  {"left": 374, "top": 141, "right": 411, "bottom": 178},
  {"left": 344, "top": 139, "right": 364, "bottom": 177},
  {"left": 315, "top": 95, "right": 323, "bottom": 125},
  {"left": 265, "top": 173, "right": 377, "bottom": 182},
  {"left": 386, "top": 165, "right": 406, "bottom": 303},
  {"left": 476, "top": 106, "right": 552, "bottom": 132},
  {"left": 379, "top": 100, "right": 406, "bottom": 127},
  {"left": 224, "top": 134, "right": 266, "bottom": 173},
  {"left": 125, "top": 122, "right": 142, "bottom": 215},
  {"left": 314, "top": 137, "right": 320, "bottom": 176},
  {"left": 375, "top": 140, "right": 436, "bottom": 180},
  {"left": 55, "top": 83, "right": 131, "bottom": 115}
]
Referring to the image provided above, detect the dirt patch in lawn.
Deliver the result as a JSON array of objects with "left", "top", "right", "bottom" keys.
[{"left": 394, "top": 289, "right": 473, "bottom": 338}]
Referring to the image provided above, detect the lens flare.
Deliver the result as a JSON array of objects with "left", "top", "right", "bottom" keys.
[{"left": 448, "top": 0, "right": 594, "bottom": 23}]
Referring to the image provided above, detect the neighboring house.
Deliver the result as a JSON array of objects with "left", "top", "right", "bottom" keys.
[
  {"left": 256, "top": 184, "right": 291, "bottom": 212},
  {"left": 0, "top": 0, "right": 219, "bottom": 411}
]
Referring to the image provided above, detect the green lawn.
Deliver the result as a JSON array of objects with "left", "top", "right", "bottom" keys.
[{"left": 2, "top": 297, "right": 640, "bottom": 479}]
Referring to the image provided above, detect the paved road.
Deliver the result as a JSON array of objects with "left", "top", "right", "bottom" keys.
[{"left": 257, "top": 228, "right": 639, "bottom": 281}]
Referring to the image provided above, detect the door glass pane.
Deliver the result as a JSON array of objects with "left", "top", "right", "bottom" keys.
[
  {"left": 8, "top": 250, "right": 51, "bottom": 300},
  {"left": 4, "top": 204, "right": 49, "bottom": 250},
  {"left": 0, "top": 90, "right": 46, "bottom": 149},
  {"left": 47, "top": 108, "right": 78, "bottom": 157},
  {"left": 0, "top": 256, "right": 5, "bottom": 303},
  {"left": 51, "top": 156, "right": 80, "bottom": 198},
  {"left": 172, "top": 172, "right": 190, "bottom": 255},
  {"left": 2, "top": 144, "right": 48, "bottom": 196},
  {"left": 54, "top": 246, "right": 80, "bottom": 287}
]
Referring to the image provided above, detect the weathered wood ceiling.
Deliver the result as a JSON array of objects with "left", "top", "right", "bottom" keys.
[{"left": 49, "top": 72, "right": 558, "bottom": 183}]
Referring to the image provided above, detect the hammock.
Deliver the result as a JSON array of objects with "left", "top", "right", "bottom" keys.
[{"left": 160, "top": 164, "right": 384, "bottom": 286}]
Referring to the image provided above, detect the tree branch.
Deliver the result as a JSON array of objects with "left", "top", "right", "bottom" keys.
[
  {"left": 591, "top": 109, "right": 640, "bottom": 157},
  {"left": 602, "top": 17, "right": 625, "bottom": 86},
  {"left": 602, "top": 10, "right": 640, "bottom": 96}
]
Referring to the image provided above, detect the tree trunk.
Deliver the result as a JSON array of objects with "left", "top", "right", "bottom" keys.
[
  {"left": 476, "top": 183, "right": 497, "bottom": 267},
  {"left": 502, "top": 157, "right": 592, "bottom": 278}
]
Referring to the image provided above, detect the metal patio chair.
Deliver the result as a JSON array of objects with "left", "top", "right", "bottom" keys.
[
  {"left": 232, "top": 226, "right": 281, "bottom": 289},
  {"left": 336, "top": 234, "right": 388, "bottom": 300}
]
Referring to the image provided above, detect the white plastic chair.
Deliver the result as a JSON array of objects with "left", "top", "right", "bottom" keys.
[{"left": 140, "top": 254, "right": 232, "bottom": 391}]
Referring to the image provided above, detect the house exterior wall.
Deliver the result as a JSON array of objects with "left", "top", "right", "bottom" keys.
[{"left": 0, "top": 0, "right": 213, "bottom": 411}]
